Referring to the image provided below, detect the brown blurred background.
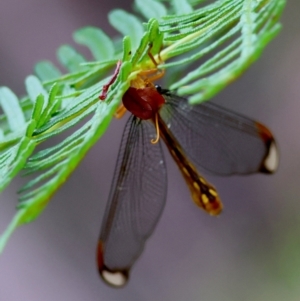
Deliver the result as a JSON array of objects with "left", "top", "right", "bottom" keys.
[{"left": 0, "top": 1, "right": 299, "bottom": 300}]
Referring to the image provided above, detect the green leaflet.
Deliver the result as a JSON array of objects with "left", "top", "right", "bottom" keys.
[
  {"left": 0, "top": 87, "right": 26, "bottom": 132},
  {"left": 0, "top": 0, "right": 285, "bottom": 254},
  {"left": 109, "top": 9, "right": 144, "bottom": 50},
  {"left": 25, "top": 75, "right": 48, "bottom": 105},
  {"left": 57, "top": 45, "right": 86, "bottom": 72},
  {"left": 135, "top": 0, "right": 168, "bottom": 20},
  {"left": 34, "top": 61, "right": 62, "bottom": 82},
  {"left": 0, "top": 136, "right": 36, "bottom": 192},
  {"left": 73, "top": 27, "right": 115, "bottom": 61},
  {"left": 172, "top": 0, "right": 193, "bottom": 14}
]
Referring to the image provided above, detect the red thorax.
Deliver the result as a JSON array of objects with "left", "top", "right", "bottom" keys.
[{"left": 122, "top": 86, "right": 165, "bottom": 120}]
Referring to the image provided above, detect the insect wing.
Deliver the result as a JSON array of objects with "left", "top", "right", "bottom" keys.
[
  {"left": 159, "top": 92, "right": 278, "bottom": 175},
  {"left": 98, "top": 115, "right": 167, "bottom": 287}
]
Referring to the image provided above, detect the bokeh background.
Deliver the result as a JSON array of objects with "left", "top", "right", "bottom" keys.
[{"left": 0, "top": 1, "right": 299, "bottom": 300}]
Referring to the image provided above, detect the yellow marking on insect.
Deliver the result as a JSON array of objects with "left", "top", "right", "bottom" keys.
[
  {"left": 193, "top": 181, "right": 200, "bottom": 191},
  {"left": 199, "top": 177, "right": 206, "bottom": 184},
  {"left": 201, "top": 194, "right": 209, "bottom": 204},
  {"left": 182, "top": 167, "right": 189, "bottom": 176},
  {"left": 171, "top": 149, "right": 177, "bottom": 157},
  {"left": 209, "top": 189, "right": 218, "bottom": 197}
]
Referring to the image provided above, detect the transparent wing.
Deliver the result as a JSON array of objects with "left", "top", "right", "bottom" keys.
[
  {"left": 97, "top": 115, "right": 167, "bottom": 287},
  {"left": 159, "top": 91, "right": 278, "bottom": 175}
]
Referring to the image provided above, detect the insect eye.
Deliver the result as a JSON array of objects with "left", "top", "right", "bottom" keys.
[{"left": 155, "top": 85, "right": 162, "bottom": 93}]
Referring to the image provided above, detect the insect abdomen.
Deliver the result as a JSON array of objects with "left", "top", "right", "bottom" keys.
[{"left": 157, "top": 115, "right": 222, "bottom": 216}]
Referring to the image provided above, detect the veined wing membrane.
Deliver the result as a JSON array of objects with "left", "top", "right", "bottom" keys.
[
  {"left": 159, "top": 92, "right": 278, "bottom": 175},
  {"left": 98, "top": 115, "right": 167, "bottom": 287}
]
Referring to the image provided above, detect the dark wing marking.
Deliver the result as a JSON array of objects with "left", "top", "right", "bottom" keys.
[
  {"left": 98, "top": 115, "right": 167, "bottom": 287},
  {"left": 159, "top": 92, "right": 278, "bottom": 175}
]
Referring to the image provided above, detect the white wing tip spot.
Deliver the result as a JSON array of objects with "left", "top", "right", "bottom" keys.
[
  {"left": 101, "top": 268, "right": 128, "bottom": 287},
  {"left": 264, "top": 140, "right": 279, "bottom": 173}
]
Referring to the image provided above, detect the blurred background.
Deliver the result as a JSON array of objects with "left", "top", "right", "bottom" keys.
[{"left": 0, "top": 1, "right": 299, "bottom": 300}]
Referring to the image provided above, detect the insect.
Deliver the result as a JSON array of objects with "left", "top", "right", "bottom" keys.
[{"left": 96, "top": 62, "right": 279, "bottom": 288}]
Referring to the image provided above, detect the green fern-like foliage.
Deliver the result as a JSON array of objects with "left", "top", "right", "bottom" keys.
[{"left": 0, "top": 0, "right": 285, "bottom": 252}]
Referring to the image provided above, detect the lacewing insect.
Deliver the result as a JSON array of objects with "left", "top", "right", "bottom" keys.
[{"left": 97, "top": 62, "right": 279, "bottom": 288}]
